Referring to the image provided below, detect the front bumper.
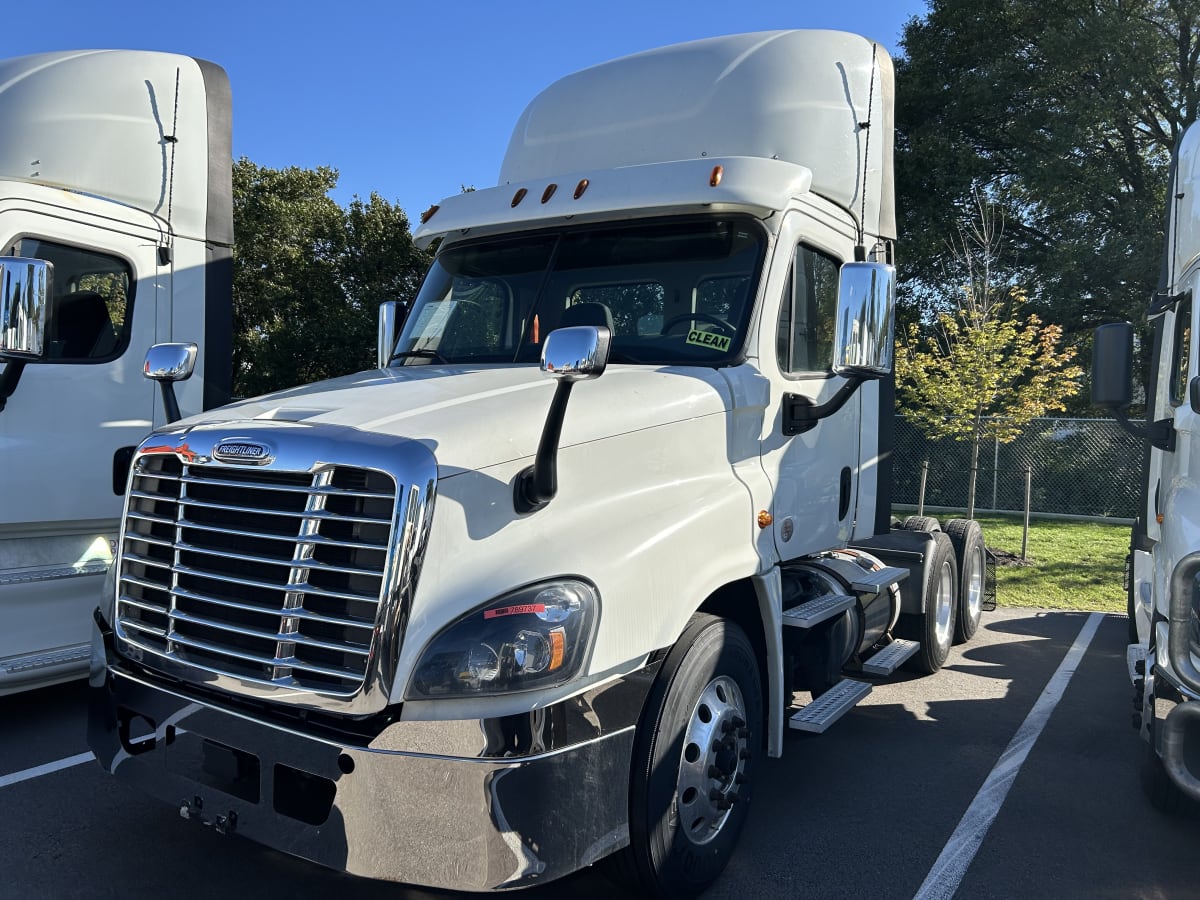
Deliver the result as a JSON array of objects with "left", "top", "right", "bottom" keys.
[{"left": 87, "top": 613, "right": 643, "bottom": 892}]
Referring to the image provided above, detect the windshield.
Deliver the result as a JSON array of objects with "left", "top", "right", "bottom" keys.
[{"left": 392, "top": 217, "right": 765, "bottom": 366}]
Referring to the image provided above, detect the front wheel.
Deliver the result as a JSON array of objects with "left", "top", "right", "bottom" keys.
[{"left": 614, "top": 614, "right": 762, "bottom": 899}]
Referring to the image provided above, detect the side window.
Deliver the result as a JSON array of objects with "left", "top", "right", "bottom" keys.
[
  {"left": 777, "top": 244, "right": 839, "bottom": 374},
  {"left": 1170, "top": 293, "right": 1193, "bottom": 405},
  {"left": 6, "top": 237, "right": 133, "bottom": 362}
]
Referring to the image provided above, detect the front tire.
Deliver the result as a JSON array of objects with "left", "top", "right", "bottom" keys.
[{"left": 617, "top": 614, "right": 762, "bottom": 899}]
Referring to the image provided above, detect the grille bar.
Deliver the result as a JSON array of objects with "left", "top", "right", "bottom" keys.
[
  {"left": 116, "top": 452, "right": 397, "bottom": 697},
  {"left": 149, "top": 469, "right": 394, "bottom": 500},
  {"left": 168, "top": 608, "right": 373, "bottom": 656},
  {"left": 156, "top": 631, "right": 365, "bottom": 681},
  {"left": 174, "top": 495, "right": 387, "bottom": 526},
  {"left": 174, "top": 542, "right": 383, "bottom": 578},
  {"left": 166, "top": 583, "right": 376, "bottom": 630}
]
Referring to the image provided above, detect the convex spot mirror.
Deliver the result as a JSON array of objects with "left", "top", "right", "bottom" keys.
[
  {"left": 0, "top": 257, "right": 52, "bottom": 360},
  {"left": 833, "top": 262, "right": 895, "bottom": 379}
]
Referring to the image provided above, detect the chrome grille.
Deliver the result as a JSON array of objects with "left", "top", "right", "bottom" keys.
[{"left": 116, "top": 453, "right": 398, "bottom": 696}]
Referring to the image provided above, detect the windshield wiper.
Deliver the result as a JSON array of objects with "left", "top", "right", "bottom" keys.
[{"left": 389, "top": 349, "right": 452, "bottom": 365}]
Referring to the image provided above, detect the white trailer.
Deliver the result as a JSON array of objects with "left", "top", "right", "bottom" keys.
[
  {"left": 1095, "top": 121, "right": 1200, "bottom": 812},
  {"left": 83, "top": 31, "right": 986, "bottom": 897},
  {"left": 0, "top": 50, "right": 233, "bottom": 695}
]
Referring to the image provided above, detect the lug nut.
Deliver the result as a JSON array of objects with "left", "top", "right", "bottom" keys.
[{"left": 708, "top": 765, "right": 725, "bottom": 779}]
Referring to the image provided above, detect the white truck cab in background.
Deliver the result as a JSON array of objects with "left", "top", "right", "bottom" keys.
[
  {"left": 85, "top": 32, "right": 987, "bottom": 897},
  {"left": 0, "top": 50, "right": 233, "bottom": 695},
  {"left": 1095, "top": 121, "right": 1200, "bottom": 813}
]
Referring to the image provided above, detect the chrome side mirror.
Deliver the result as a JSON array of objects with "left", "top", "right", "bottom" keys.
[
  {"left": 832, "top": 262, "right": 895, "bottom": 379},
  {"left": 0, "top": 257, "right": 53, "bottom": 360},
  {"left": 144, "top": 342, "right": 197, "bottom": 423},
  {"left": 541, "top": 325, "right": 612, "bottom": 382},
  {"left": 378, "top": 300, "right": 402, "bottom": 368},
  {"left": 515, "top": 325, "right": 612, "bottom": 513}
]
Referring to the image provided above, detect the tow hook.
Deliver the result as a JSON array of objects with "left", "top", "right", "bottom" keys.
[{"left": 179, "top": 796, "right": 238, "bottom": 835}]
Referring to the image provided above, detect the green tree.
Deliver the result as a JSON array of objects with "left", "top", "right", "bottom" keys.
[
  {"left": 895, "top": 195, "right": 1083, "bottom": 517},
  {"left": 896, "top": 0, "right": 1200, "bottom": 335},
  {"left": 232, "top": 159, "right": 429, "bottom": 397}
]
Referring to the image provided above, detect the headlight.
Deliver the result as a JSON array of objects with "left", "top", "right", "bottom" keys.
[{"left": 407, "top": 579, "right": 599, "bottom": 698}]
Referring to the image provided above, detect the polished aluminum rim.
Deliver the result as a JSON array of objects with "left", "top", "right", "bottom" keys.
[
  {"left": 675, "top": 674, "right": 748, "bottom": 846},
  {"left": 934, "top": 559, "right": 955, "bottom": 647},
  {"left": 966, "top": 544, "right": 985, "bottom": 622}
]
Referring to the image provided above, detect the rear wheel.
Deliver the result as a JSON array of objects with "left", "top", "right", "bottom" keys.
[
  {"left": 897, "top": 531, "right": 958, "bottom": 674},
  {"left": 945, "top": 518, "right": 985, "bottom": 643},
  {"left": 902, "top": 515, "right": 941, "bottom": 532},
  {"left": 614, "top": 614, "right": 762, "bottom": 899}
]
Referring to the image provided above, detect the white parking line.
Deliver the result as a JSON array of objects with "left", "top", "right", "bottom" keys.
[
  {"left": 0, "top": 750, "right": 95, "bottom": 789},
  {"left": 912, "top": 611, "right": 1104, "bottom": 900}
]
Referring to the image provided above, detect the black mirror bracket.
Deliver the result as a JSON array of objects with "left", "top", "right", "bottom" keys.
[
  {"left": 784, "top": 376, "right": 866, "bottom": 436},
  {"left": 514, "top": 380, "right": 575, "bottom": 513},
  {"left": 1109, "top": 405, "right": 1176, "bottom": 453}
]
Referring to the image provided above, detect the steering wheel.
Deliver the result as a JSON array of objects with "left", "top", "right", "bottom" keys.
[{"left": 661, "top": 313, "right": 736, "bottom": 336}]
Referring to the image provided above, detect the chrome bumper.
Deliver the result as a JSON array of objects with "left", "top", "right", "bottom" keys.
[{"left": 87, "top": 613, "right": 644, "bottom": 891}]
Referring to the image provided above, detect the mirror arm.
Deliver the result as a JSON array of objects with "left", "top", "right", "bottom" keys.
[
  {"left": 514, "top": 380, "right": 575, "bottom": 513},
  {"left": 784, "top": 375, "right": 866, "bottom": 435},
  {"left": 0, "top": 360, "right": 26, "bottom": 413},
  {"left": 158, "top": 382, "right": 182, "bottom": 424},
  {"left": 1108, "top": 404, "right": 1176, "bottom": 452}
]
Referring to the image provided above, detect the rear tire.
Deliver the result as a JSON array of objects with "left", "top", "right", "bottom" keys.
[
  {"left": 902, "top": 515, "right": 942, "bottom": 532},
  {"left": 613, "top": 614, "right": 762, "bottom": 899},
  {"left": 945, "top": 518, "right": 985, "bottom": 643},
  {"left": 897, "top": 531, "right": 958, "bottom": 674}
]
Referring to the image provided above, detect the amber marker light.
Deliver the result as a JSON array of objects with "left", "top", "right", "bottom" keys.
[
  {"left": 548, "top": 629, "right": 566, "bottom": 671},
  {"left": 710, "top": 165, "right": 724, "bottom": 187},
  {"left": 419, "top": 204, "right": 439, "bottom": 224},
  {"left": 511, "top": 188, "right": 528, "bottom": 207},
  {"left": 542, "top": 183, "right": 557, "bottom": 203},
  {"left": 574, "top": 178, "right": 590, "bottom": 199},
  {"left": 757, "top": 510, "right": 773, "bottom": 529}
]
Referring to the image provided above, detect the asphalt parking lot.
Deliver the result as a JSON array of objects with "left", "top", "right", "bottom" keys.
[{"left": 3, "top": 607, "right": 1199, "bottom": 899}]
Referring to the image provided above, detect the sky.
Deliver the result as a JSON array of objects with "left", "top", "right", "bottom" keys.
[{"left": 35, "top": 0, "right": 928, "bottom": 225}]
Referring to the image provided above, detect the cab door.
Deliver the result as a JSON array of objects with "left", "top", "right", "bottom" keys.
[
  {"left": 757, "top": 211, "right": 861, "bottom": 560},
  {"left": 0, "top": 204, "right": 160, "bottom": 685}
]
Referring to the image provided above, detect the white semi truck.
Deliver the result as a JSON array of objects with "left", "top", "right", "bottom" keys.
[
  {"left": 1094, "top": 121, "right": 1200, "bottom": 812},
  {"left": 0, "top": 51, "right": 233, "bottom": 695},
  {"left": 74, "top": 32, "right": 987, "bottom": 897}
]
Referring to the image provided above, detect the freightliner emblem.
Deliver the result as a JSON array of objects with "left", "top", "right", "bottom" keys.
[{"left": 212, "top": 439, "right": 273, "bottom": 465}]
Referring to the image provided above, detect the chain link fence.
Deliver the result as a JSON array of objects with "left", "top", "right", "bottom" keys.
[{"left": 892, "top": 417, "right": 1142, "bottom": 520}]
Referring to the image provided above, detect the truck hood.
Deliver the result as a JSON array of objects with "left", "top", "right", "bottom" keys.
[{"left": 174, "top": 364, "right": 734, "bottom": 476}]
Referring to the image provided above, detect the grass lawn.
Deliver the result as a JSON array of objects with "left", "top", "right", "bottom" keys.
[{"left": 897, "top": 511, "right": 1130, "bottom": 613}]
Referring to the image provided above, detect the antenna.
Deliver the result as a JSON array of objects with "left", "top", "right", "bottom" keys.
[
  {"left": 159, "top": 67, "right": 181, "bottom": 266},
  {"left": 855, "top": 43, "right": 879, "bottom": 263}
]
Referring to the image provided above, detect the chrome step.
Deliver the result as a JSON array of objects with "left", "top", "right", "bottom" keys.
[
  {"left": 782, "top": 593, "right": 855, "bottom": 628},
  {"left": 788, "top": 678, "right": 872, "bottom": 734},
  {"left": 861, "top": 638, "right": 920, "bottom": 676},
  {"left": 0, "top": 562, "right": 109, "bottom": 588},
  {"left": 1127, "top": 644, "right": 1149, "bottom": 685},
  {"left": 0, "top": 644, "right": 90, "bottom": 676},
  {"left": 849, "top": 565, "right": 909, "bottom": 595}
]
